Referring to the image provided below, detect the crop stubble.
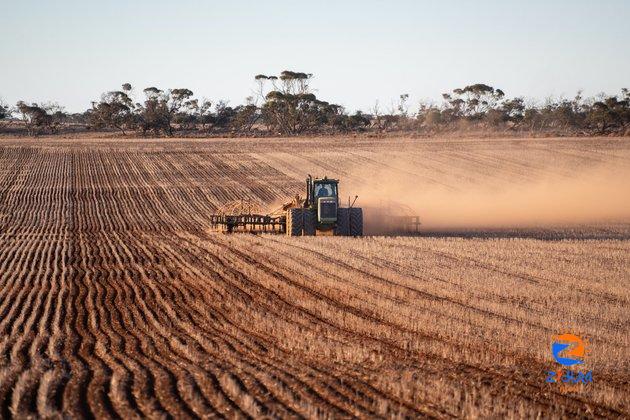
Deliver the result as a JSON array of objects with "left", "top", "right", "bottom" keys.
[{"left": 0, "top": 136, "right": 628, "bottom": 418}]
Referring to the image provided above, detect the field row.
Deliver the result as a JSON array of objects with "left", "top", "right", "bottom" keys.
[{"left": 0, "top": 137, "right": 629, "bottom": 417}]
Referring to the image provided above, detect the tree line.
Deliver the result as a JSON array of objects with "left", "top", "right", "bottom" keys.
[{"left": 1, "top": 71, "right": 629, "bottom": 137}]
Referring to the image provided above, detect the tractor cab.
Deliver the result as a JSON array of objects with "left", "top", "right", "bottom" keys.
[{"left": 306, "top": 176, "right": 339, "bottom": 225}]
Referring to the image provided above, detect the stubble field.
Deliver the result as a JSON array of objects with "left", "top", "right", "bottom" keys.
[{"left": 0, "top": 135, "right": 629, "bottom": 418}]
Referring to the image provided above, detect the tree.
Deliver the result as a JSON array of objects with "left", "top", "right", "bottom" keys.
[
  {"left": 195, "top": 99, "right": 213, "bottom": 131},
  {"left": 500, "top": 97, "right": 525, "bottom": 124},
  {"left": 137, "top": 87, "right": 197, "bottom": 135},
  {"left": 0, "top": 99, "right": 10, "bottom": 120},
  {"left": 88, "top": 84, "right": 135, "bottom": 135},
  {"left": 331, "top": 110, "right": 370, "bottom": 132},
  {"left": 16, "top": 101, "right": 54, "bottom": 135},
  {"left": 370, "top": 100, "right": 384, "bottom": 130},
  {"left": 397, "top": 94, "right": 410, "bottom": 117},
  {"left": 232, "top": 103, "right": 260, "bottom": 132},
  {"left": 534, "top": 96, "right": 583, "bottom": 130},
  {"left": 257, "top": 71, "right": 342, "bottom": 135},
  {"left": 42, "top": 102, "right": 67, "bottom": 129},
  {"left": 138, "top": 87, "right": 170, "bottom": 135},
  {"left": 417, "top": 102, "right": 443, "bottom": 128},
  {"left": 586, "top": 91, "right": 630, "bottom": 133},
  {"left": 443, "top": 84, "right": 505, "bottom": 118}
]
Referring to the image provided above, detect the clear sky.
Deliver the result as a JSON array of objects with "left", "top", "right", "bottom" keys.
[{"left": 1, "top": 0, "right": 629, "bottom": 113}]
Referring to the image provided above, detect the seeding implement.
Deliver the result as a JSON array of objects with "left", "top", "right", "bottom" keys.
[{"left": 209, "top": 175, "right": 364, "bottom": 236}]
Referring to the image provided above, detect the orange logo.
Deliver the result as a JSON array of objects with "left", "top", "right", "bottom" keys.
[{"left": 552, "top": 333, "right": 585, "bottom": 366}]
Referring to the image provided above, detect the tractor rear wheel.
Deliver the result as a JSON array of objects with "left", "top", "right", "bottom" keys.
[
  {"left": 350, "top": 207, "right": 363, "bottom": 237},
  {"left": 303, "top": 209, "right": 317, "bottom": 236},
  {"left": 286, "top": 208, "right": 304, "bottom": 236},
  {"left": 334, "top": 208, "right": 350, "bottom": 236}
]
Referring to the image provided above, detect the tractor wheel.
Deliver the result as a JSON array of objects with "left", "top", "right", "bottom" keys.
[
  {"left": 334, "top": 208, "right": 350, "bottom": 236},
  {"left": 350, "top": 208, "right": 363, "bottom": 237},
  {"left": 303, "top": 209, "right": 317, "bottom": 236},
  {"left": 286, "top": 208, "right": 304, "bottom": 236}
]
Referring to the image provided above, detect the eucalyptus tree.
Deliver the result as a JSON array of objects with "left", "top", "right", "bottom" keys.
[
  {"left": 442, "top": 83, "right": 505, "bottom": 118},
  {"left": 256, "top": 71, "right": 341, "bottom": 134},
  {"left": 16, "top": 101, "right": 54, "bottom": 135},
  {"left": 88, "top": 84, "right": 135, "bottom": 134},
  {"left": 137, "top": 87, "right": 197, "bottom": 135}
]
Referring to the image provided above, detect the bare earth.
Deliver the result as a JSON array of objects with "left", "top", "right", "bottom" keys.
[{"left": 0, "top": 136, "right": 628, "bottom": 418}]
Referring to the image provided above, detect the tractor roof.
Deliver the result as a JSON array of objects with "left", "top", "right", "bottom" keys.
[{"left": 314, "top": 176, "right": 338, "bottom": 184}]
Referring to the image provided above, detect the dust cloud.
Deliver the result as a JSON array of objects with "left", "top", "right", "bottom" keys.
[{"left": 345, "top": 164, "right": 630, "bottom": 232}]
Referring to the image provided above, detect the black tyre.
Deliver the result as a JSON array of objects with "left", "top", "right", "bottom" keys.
[
  {"left": 303, "top": 209, "right": 317, "bottom": 236},
  {"left": 286, "top": 208, "right": 303, "bottom": 236},
  {"left": 350, "top": 207, "right": 363, "bottom": 237},
  {"left": 334, "top": 208, "right": 350, "bottom": 236}
]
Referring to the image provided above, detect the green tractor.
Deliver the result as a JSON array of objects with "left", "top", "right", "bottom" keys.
[
  {"left": 208, "top": 175, "right": 363, "bottom": 236},
  {"left": 285, "top": 175, "right": 363, "bottom": 236}
]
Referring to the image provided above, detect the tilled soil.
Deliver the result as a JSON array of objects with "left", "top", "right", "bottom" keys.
[{"left": 0, "top": 136, "right": 628, "bottom": 418}]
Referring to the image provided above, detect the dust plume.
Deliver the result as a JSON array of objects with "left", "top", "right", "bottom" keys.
[{"left": 346, "top": 164, "right": 630, "bottom": 232}]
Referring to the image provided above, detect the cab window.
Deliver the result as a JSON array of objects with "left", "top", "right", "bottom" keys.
[{"left": 315, "top": 183, "right": 336, "bottom": 198}]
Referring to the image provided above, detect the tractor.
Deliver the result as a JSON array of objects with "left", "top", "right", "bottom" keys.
[
  {"left": 208, "top": 175, "right": 363, "bottom": 236},
  {"left": 285, "top": 175, "right": 363, "bottom": 236}
]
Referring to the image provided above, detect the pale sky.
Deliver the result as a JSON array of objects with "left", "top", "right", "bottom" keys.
[{"left": 1, "top": 0, "right": 629, "bottom": 113}]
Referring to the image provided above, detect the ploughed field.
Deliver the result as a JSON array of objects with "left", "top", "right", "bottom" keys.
[{"left": 0, "top": 136, "right": 629, "bottom": 418}]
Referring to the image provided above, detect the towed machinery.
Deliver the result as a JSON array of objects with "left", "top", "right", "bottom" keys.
[{"left": 209, "top": 175, "right": 364, "bottom": 236}]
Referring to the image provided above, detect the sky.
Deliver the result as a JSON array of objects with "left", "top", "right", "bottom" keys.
[{"left": 1, "top": 0, "right": 629, "bottom": 113}]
